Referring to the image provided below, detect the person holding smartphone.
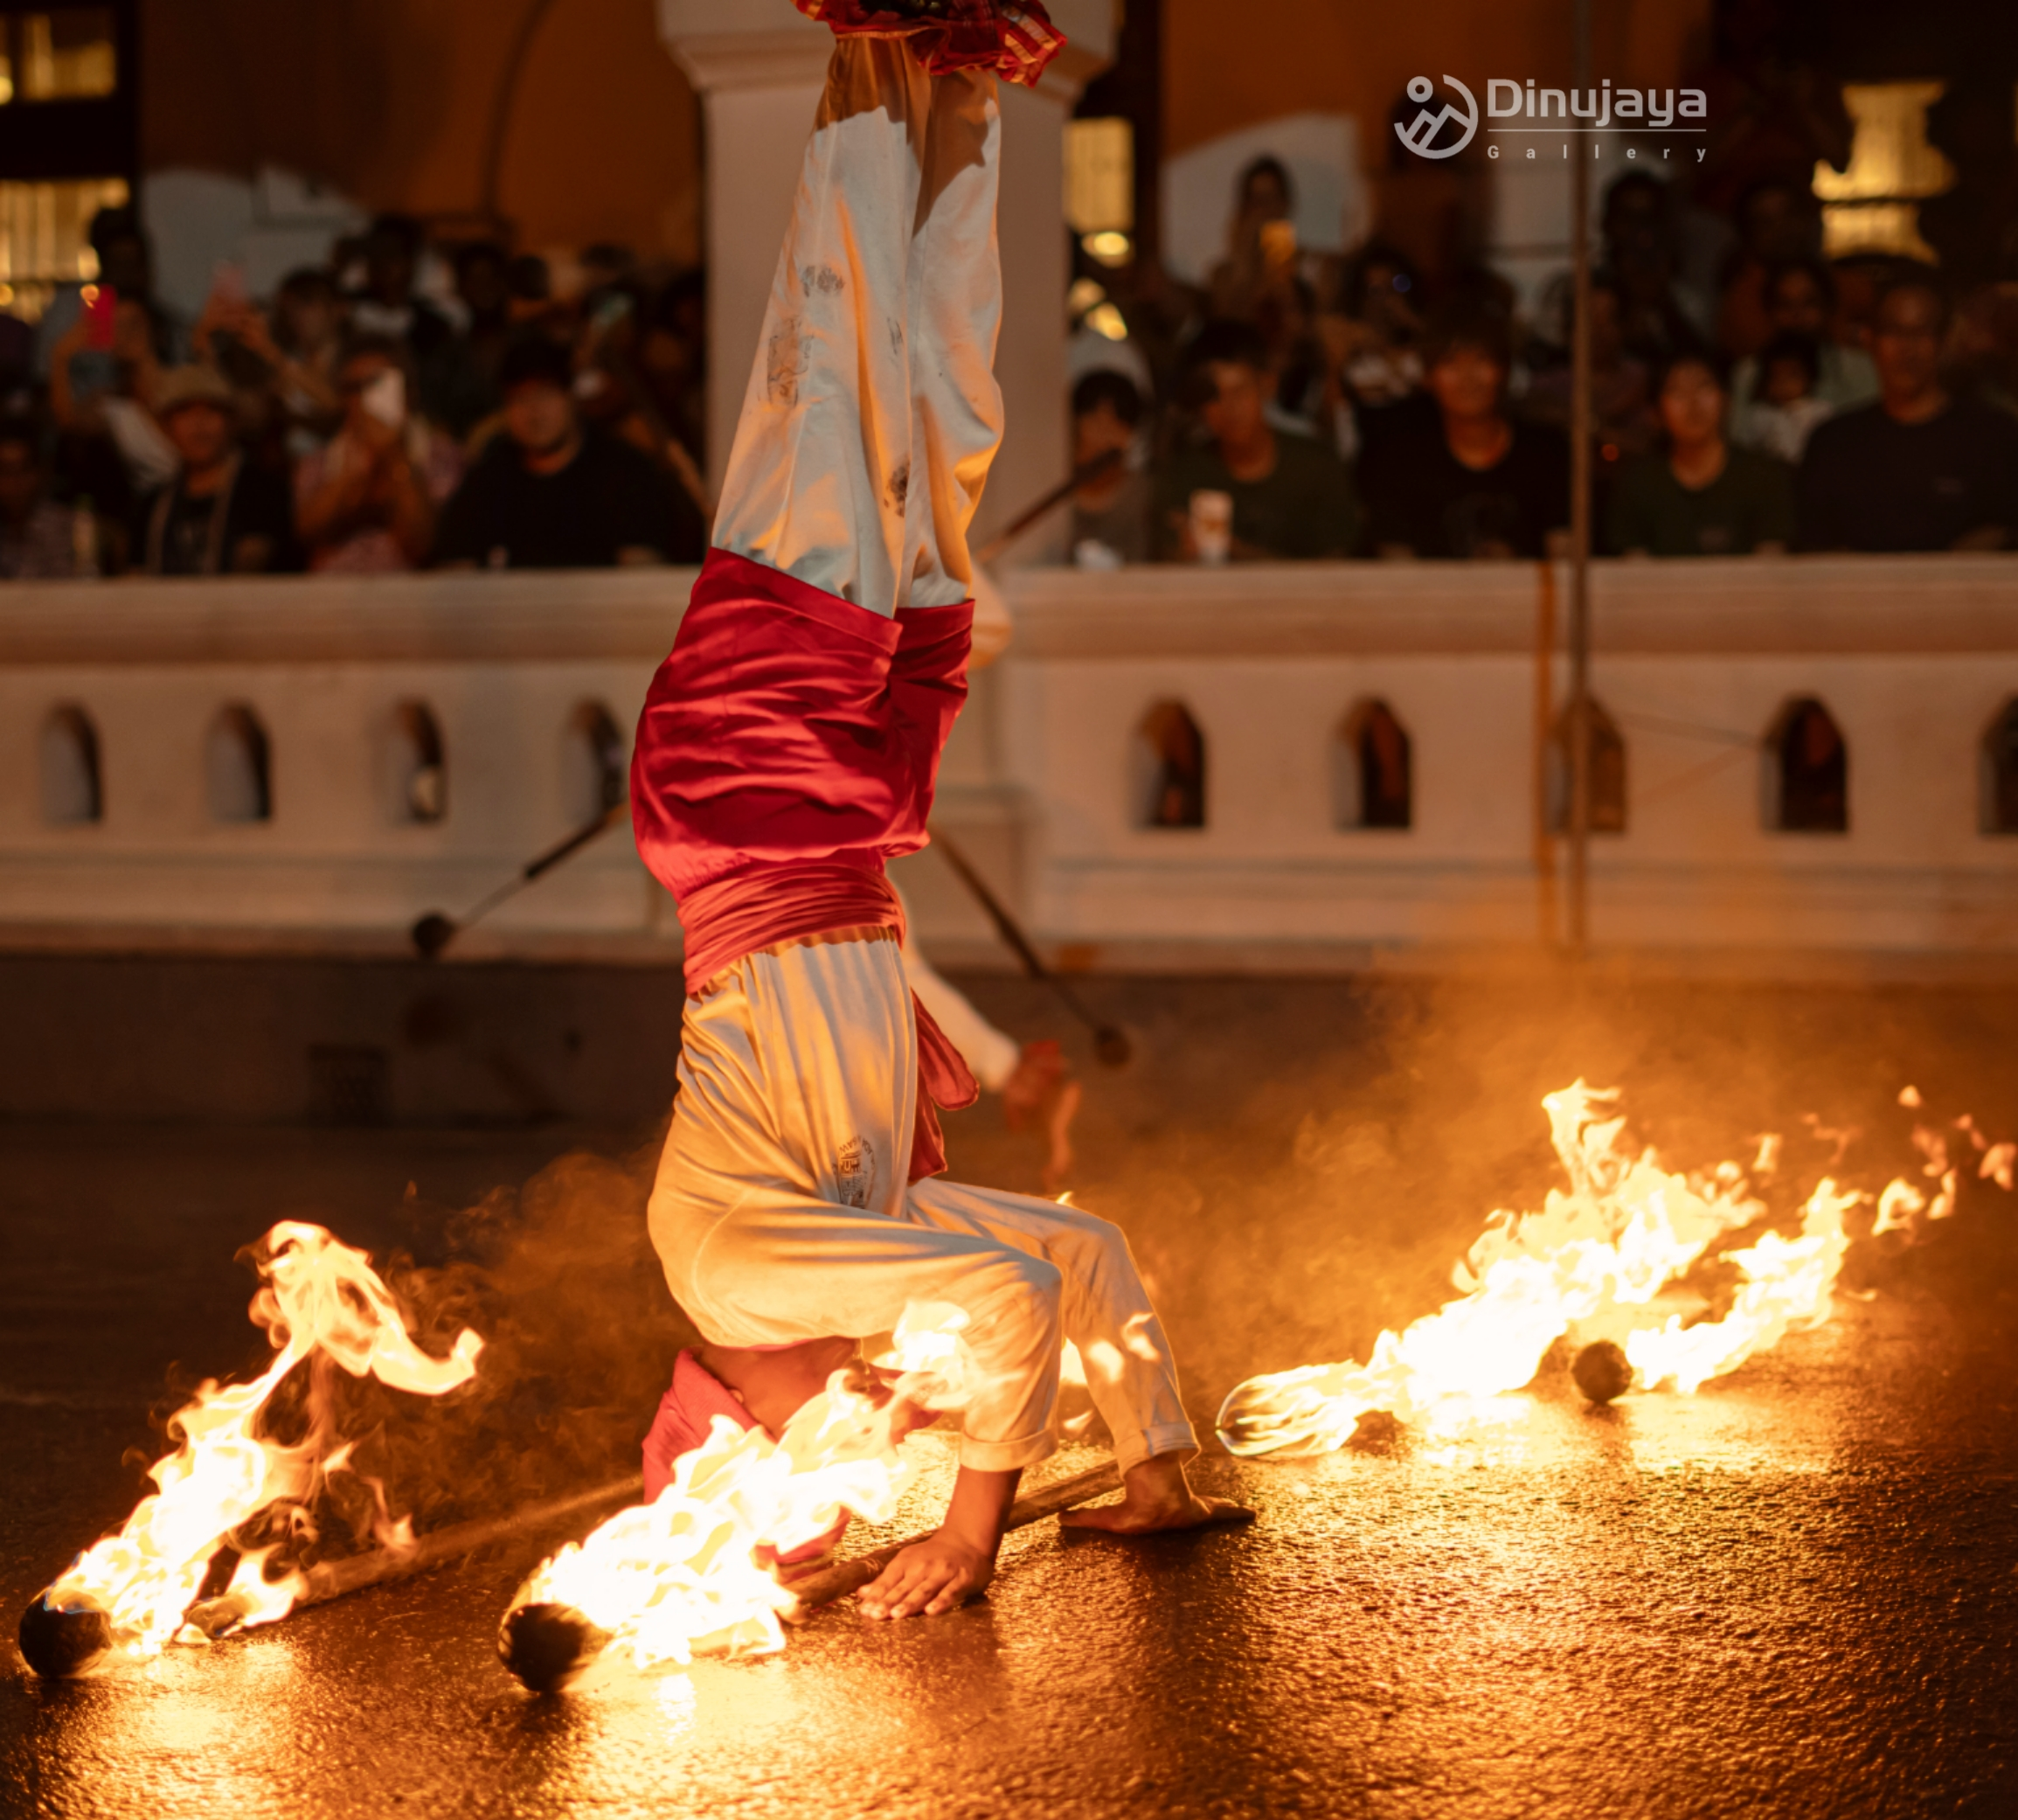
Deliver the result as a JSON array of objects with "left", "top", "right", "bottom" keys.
[
  {"left": 130, "top": 366, "right": 298, "bottom": 576},
  {"left": 295, "top": 334, "right": 461, "bottom": 572}
]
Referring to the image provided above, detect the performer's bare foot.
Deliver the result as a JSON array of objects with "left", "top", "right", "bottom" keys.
[{"left": 1058, "top": 1453, "right": 1255, "bottom": 1533}]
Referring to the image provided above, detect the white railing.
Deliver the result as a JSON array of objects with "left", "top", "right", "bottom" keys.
[{"left": 3, "top": 558, "right": 2017, "bottom": 971}]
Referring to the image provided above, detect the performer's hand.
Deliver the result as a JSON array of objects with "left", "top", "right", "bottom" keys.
[
  {"left": 1002, "top": 1039, "right": 1066, "bottom": 1132},
  {"left": 856, "top": 1532, "right": 995, "bottom": 1619}
]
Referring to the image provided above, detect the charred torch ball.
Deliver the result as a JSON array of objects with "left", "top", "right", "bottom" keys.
[
  {"left": 1572, "top": 1340, "right": 1633, "bottom": 1406},
  {"left": 1348, "top": 1409, "right": 1403, "bottom": 1450},
  {"left": 18, "top": 1599, "right": 112, "bottom": 1679},
  {"left": 498, "top": 1601, "right": 612, "bottom": 1693},
  {"left": 410, "top": 913, "right": 456, "bottom": 960}
]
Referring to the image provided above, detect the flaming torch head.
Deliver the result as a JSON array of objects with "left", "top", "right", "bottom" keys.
[
  {"left": 1571, "top": 1339, "right": 1633, "bottom": 1406},
  {"left": 498, "top": 1601, "right": 613, "bottom": 1694}
]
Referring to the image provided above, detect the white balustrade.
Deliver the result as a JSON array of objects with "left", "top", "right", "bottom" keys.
[{"left": 3, "top": 557, "right": 2016, "bottom": 972}]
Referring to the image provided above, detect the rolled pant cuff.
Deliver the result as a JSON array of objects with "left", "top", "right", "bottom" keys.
[
  {"left": 1113, "top": 1421, "right": 1200, "bottom": 1477},
  {"left": 958, "top": 1430, "right": 1058, "bottom": 1472}
]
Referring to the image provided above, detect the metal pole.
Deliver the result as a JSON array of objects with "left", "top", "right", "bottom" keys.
[{"left": 1565, "top": 0, "right": 1595, "bottom": 957}]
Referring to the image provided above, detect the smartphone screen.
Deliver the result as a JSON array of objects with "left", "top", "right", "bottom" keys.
[{"left": 83, "top": 283, "right": 117, "bottom": 351}]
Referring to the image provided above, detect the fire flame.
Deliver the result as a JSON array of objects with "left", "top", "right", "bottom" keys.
[
  {"left": 43, "top": 1222, "right": 482, "bottom": 1657},
  {"left": 512, "top": 1302, "right": 978, "bottom": 1675},
  {"left": 1217, "top": 1082, "right": 1860, "bottom": 1456}
]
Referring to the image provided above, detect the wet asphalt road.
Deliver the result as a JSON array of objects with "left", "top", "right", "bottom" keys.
[{"left": 5, "top": 973, "right": 2018, "bottom": 1818}]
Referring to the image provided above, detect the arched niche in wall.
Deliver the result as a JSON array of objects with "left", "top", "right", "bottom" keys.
[
  {"left": 40, "top": 704, "right": 102, "bottom": 825},
  {"left": 1981, "top": 698, "right": 2018, "bottom": 836},
  {"left": 1134, "top": 699, "right": 1206, "bottom": 830},
  {"left": 389, "top": 699, "right": 447, "bottom": 824},
  {"left": 1546, "top": 698, "right": 1626, "bottom": 834},
  {"left": 1765, "top": 696, "right": 1848, "bottom": 834},
  {"left": 1333, "top": 698, "right": 1412, "bottom": 830},
  {"left": 205, "top": 704, "right": 273, "bottom": 824},
  {"left": 565, "top": 700, "right": 628, "bottom": 826}
]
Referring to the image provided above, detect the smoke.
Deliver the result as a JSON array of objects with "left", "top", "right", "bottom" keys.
[
  {"left": 195, "top": 962, "right": 2018, "bottom": 1579},
  {"left": 234, "top": 1126, "right": 695, "bottom": 1573},
  {"left": 940, "top": 965, "right": 2018, "bottom": 1423}
]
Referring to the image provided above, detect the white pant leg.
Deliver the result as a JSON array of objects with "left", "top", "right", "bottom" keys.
[
  {"left": 649, "top": 932, "right": 1060, "bottom": 1470},
  {"left": 711, "top": 38, "right": 1003, "bottom": 616},
  {"left": 894, "top": 882, "right": 1022, "bottom": 1093},
  {"left": 902, "top": 1179, "right": 1199, "bottom": 1476}
]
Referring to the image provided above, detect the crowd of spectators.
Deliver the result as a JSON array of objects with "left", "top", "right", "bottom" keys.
[
  {"left": 6, "top": 87, "right": 2018, "bottom": 586},
  {"left": 1071, "top": 139, "right": 2018, "bottom": 567},
  {"left": 0, "top": 206, "right": 708, "bottom": 580}
]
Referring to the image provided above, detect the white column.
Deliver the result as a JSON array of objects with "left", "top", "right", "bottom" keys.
[{"left": 658, "top": 0, "right": 1113, "bottom": 560}]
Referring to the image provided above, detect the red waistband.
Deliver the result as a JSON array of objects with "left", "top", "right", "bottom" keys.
[
  {"left": 676, "top": 855, "right": 980, "bottom": 1181},
  {"left": 678, "top": 858, "right": 901, "bottom": 995}
]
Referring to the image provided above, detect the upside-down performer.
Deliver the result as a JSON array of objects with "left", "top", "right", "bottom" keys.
[{"left": 629, "top": 0, "right": 1249, "bottom": 1622}]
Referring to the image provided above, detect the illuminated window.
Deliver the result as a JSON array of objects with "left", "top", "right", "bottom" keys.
[
  {"left": 1064, "top": 117, "right": 1134, "bottom": 236},
  {"left": 1813, "top": 83, "right": 1954, "bottom": 263},
  {"left": 0, "top": 175, "right": 126, "bottom": 316},
  {"left": 8, "top": 10, "right": 117, "bottom": 101}
]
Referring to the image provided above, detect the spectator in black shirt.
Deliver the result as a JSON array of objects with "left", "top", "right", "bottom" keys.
[
  {"left": 1797, "top": 273, "right": 2018, "bottom": 552},
  {"left": 433, "top": 337, "right": 687, "bottom": 569},
  {"left": 1606, "top": 351, "right": 1794, "bottom": 556},
  {"left": 132, "top": 366, "right": 298, "bottom": 575},
  {"left": 1152, "top": 319, "right": 1359, "bottom": 560},
  {"left": 1363, "top": 308, "right": 1570, "bottom": 559}
]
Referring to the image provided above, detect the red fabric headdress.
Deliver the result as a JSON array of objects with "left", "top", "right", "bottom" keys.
[{"left": 794, "top": 0, "right": 1065, "bottom": 87}]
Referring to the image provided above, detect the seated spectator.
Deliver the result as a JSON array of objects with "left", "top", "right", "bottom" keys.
[
  {"left": 131, "top": 367, "right": 297, "bottom": 575},
  {"left": 1069, "top": 369, "right": 1150, "bottom": 566},
  {"left": 1207, "top": 156, "right": 1297, "bottom": 325},
  {"left": 1328, "top": 240, "right": 1427, "bottom": 462},
  {"left": 1522, "top": 276, "right": 1660, "bottom": 464},
  {"left": 1153, "top": 319, "right": 1358, "bottom": 561},
  {"left": 1362, "top": 308, "right": 1569, "bottom": 559},
  {"left": 433, "top": 337, "right": 684, "bottom": 569},
  {"left": 1607, "top": 351, "right": 1793, "bottom": 556},
  {"left": 0, "top": 420, "right": 76, "bottom": 579},
  {"left": 50, "top": 289, "right": 176, "bottom": 518},
  {"left": 638, "top": 268, "right": 707, "bottom": 468},
  {"left": 1946, "top": 283, "right": 2018, "bottom": 420},
  {"left": 267, "top": 267, "right": 347, "bottom": 456},
  {"left": 447, "top": 240, "right": 512, "bottom": 428},
  {"left": 1797, "top": 273, "right": 2018, "bottom": 552},
  {"left": 1727, "top": 259, "right": 1877, "bottom": 419},
  {"left": 350, "top": 214, "right": 451, "bottom": 363},
  {"left": 1716, "top": 178, "right": 1826, "bottom": 359},
  {"left": 1731, "top": 330, "right": 1833, "bottom": 464},
  {"left": 1333, "top": 241, "right": 1425, "bottom": 411},
  {"left": 349, "top": 213, "right": 482, "bottom": 433},
  {"left": 1603, "top": 172, "right": 1709, "bottom": 365},
  {"left": 0, "top": 307, "right": 32, "bottom": 395},
  {"left": 295, "top": 335, "right": 461, "bottom": 573},
  {"left": 36, "top": 205, "right": 185, "bottom": 384}
]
